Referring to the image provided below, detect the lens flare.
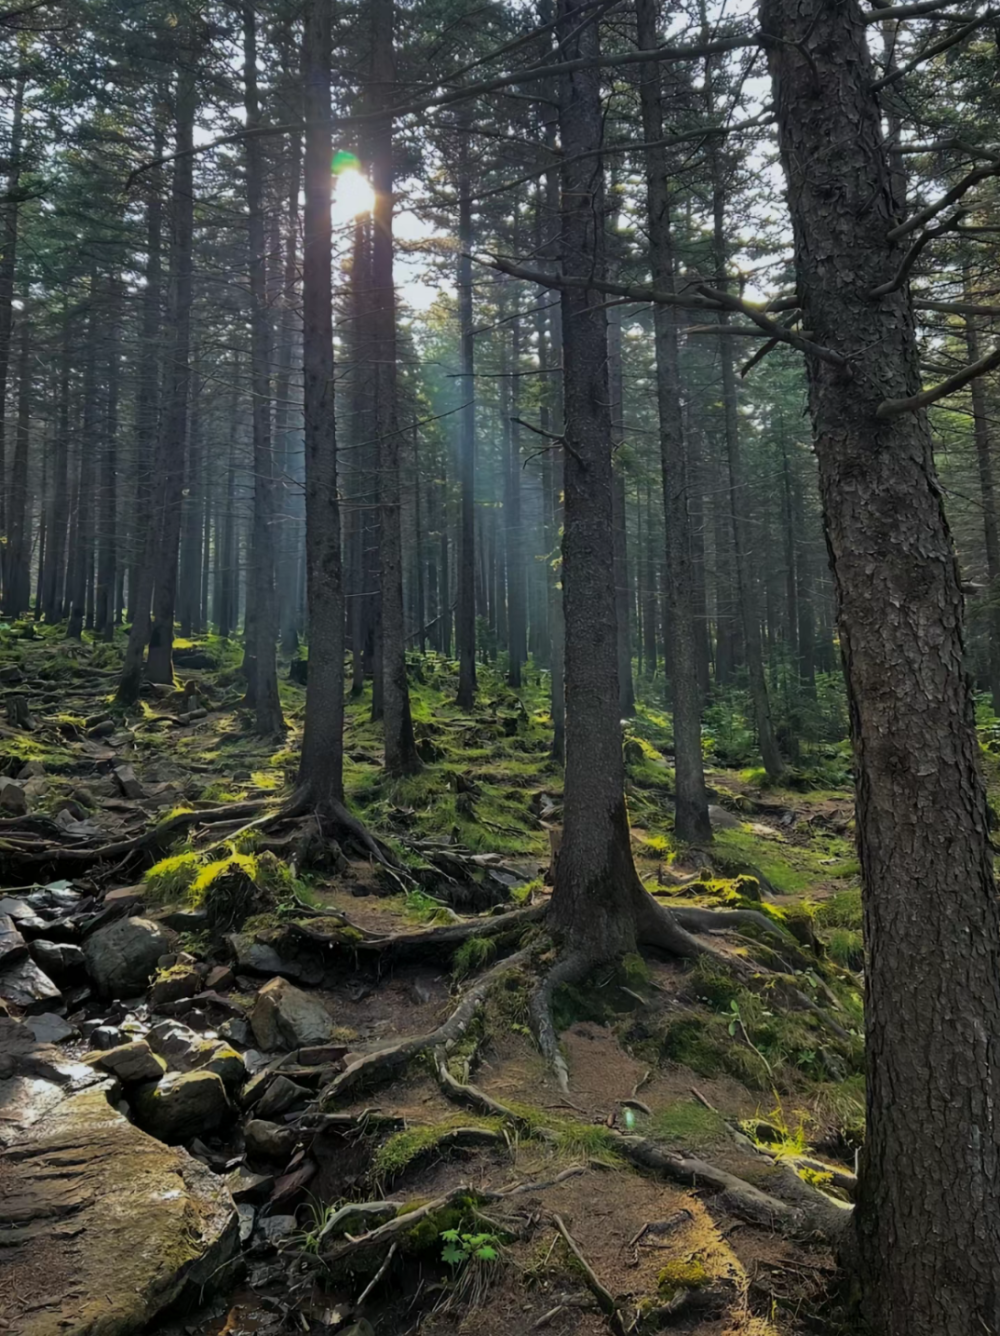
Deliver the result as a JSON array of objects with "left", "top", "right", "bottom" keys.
[{"left": 331, "top": 165, "right": 375, "bottom": 223}]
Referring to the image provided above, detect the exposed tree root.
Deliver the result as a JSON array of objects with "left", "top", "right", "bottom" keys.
[
  {"left": 313, "top": 945, "right": 537, "bottom": 1106},
  {"left": 552, "top": 1213, "right": 627, "bottom": 1336},
  {"left": 530, "top": 950, "right": 593, "bottom": 1094},
  {"left": 295, "top": 901, "right": 548, "bottom": 962}
]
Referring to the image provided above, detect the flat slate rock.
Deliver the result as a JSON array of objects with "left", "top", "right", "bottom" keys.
[
  {"left": 25, "top": 1012, "right": 77, "bottom": 1045},
  {"left": 0, "top": 956, "right": 62, "bottom": 1013},
  {"left": 0, "top": 1085, "right": 239, "bottom": 1336},
  {"left": 0, "top": 914, "right": 28, "bottom": 967}
]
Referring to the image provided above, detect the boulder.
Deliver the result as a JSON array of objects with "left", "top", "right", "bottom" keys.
[
  {"left": 82, "top": 916, "right": 176, "bottom": 996},
  {"left": 0, "top": 897, "right": 48, "bottom": 934},
  {"left": 244, "top": 1118, "right": 298, "bottom": 1160},
  {"left": 88, "top": 1039, "right": 167, "bottom": 1085},
  {"left": 254, "top": 1074, "right": 311, "bottom": 1119},
  {"left": 206, "top": 964, "right": 235, "bottom": 991},
  {"left": 132, "top": 1070, "right": 230, "bottom": 1143},
  {"left": 146, "top": 1019, "right": 245, "bottom": 1090},
  {"left": 202, "top": 1043, "right": 245, "bottom": 1092},
  {"left": 224, "top": 1165, "right": 275, "bottom": 1203},
  {"left": 0, "top": 914, "right": 28, "bottom": 967},
  {"left": 26, "top": 1012, "right": 76, "bottom": 1045},
  {"left": 0, "top": 1015, "right": 106, "bottom": 1146},
  {"left": 30, "top": 939, "right": 86, "bottom": 979},
  {"left": 250, "top": 977, "right": 332, "bottom": 1051},
  {"left": 0, "top": 1085, "right": 238, "bottom": 1336},
  {"left": 0, "top": 777, "right": 27, "bottom": 815},
  {"left": 0, "top": 956, "right": 61, "bottom": 1013},
  {"left": 227, "top": 930, "right": 324, "bottom": 985},
  {"left": 113, "top": 763, "right": 144, "bottom": 799},
  {"left": 149, "top": 963, "right": 202, "bottom": 1008}
]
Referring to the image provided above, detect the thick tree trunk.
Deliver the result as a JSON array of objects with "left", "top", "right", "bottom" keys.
[
  {"left": 178, "top": 378, "right": 202, "bottom": 639},
  {"left": 637, "top": 0, "right": 710, "bottom": 842},
  {"left": 455, "top": 139, "right": 477, "bottom": 711},
  {"left": 95, "top": 278, "right": 120, "bottom": 641},
  {"left": 243, "top": 1, "right": 284, "bottom": 735},
  {"left": 762, "top": 1, "right": 1000, "bottom": 1331},
  {"left": 43, "top": 314, "right": 70, "bottom": 622},
  {"left": 0, "top": 70, "right": 25, "bottom": 564},
  {"left": 297, "top": 0, "right": 345, "bottom": 809},
  {"left": 963, "top": 269, "right": 1000, "bottom": 713},
  {"left": 4, "top": 309, "right": 30, "bottom": 616},
  {"left": 370, "top": 0, "right": 420, "bottom": 774},
  {"left": 607, "top": 295, "right": 635, "bottom": 717},
  {"left": 506, "top": 291, "right": 527, "bottom": 689},
  {"left": 68, "top": 281, "right": 99, "bottom": 641}
]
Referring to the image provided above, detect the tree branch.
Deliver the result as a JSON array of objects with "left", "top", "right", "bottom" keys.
[
  {"left": 888, "top": 162, "right": 1000, "bottom": 240},
  {"left": 869, "top": 210, "right": 965, "bottom": 297},
  {"left": 876, "top": 344, "right": 1000, "bottom": 419},
  {"left": 871, "top": 10, "right": 996, "bottom": 92}
]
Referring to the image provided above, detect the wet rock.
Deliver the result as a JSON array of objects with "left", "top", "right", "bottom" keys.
[
  {"left": 0, "top": 914, "right": 28, "bottom": 967},
  {"left": 0, "top": 776, "right": 27, "bottom": 814},
  {"left": 206, "top": 964, "right": 235, "bottom": 991},
  {"left": 160, "top": 906, "right": 209, "bottom": 931},
  {"left": 149, "top": 963, "right": 202, "bottom": 1008},
  {"left": 26, "top": 1012, "right": 77, "bottom": 1044},
  {"left": 103, "top": 884, "right": 145, "bottom": 911},
  {"left": 227, "top": 931, "right": 323, "bottom": 986},
  {"left": 238, "top": 1202, "right": 256, "bottom": 1243},
  {"left": 148, "top": 1017, "right": 203, "bottom": 1063},
  {"left": 254, "top": 1074, "right": 312, "bottom": 1119},
  {"left": 298, "top": 1043, "right": 349, "bottom": 1067},
  {"left": 147, "top": 1019, "right": 246, "bottom": 1090},
  {"left": 203, "top": 1043, "right": 246, "bottom": 1092},
  {"left": 0, "top": 897, "right": 47, "bottom": 934},
  {"left": 30, "top": 939, "right": 86, "bottom": 979},
  {"left": 250, "top": 977, "right": 332, "bottom": 1052},
  {"left": 1, "top": 1084, "right": 239, "bottom": 1336},
  {"left": 0, "top": 956, "right": 62, "bottom": 1012},
  {"left": 83, "top": 915, "right": 177, "bottom": 996},
  {"left": 244, "top": 1118, "right": 298, "bottom": 1160},
  {"left": 220, "top": 1016, "right": 252, "bottom": 1047},
  {"left": 225, "top": 1165, "right": 275, "bottom": 1203},
  {"left": 89, "top": 1024, "right": 126, "bottom": 1050},
  {"left": 113, "top": 763, "right": 145, "bottom": 799},
  {"left": 256, "top": 1213, "right": 297, "bottom": 1244},
  {"left": 132, "top": 1069, "right": 230, "bottom": 1143},
  {"left": 0, "top": 1015, "right": 110, "bottom": 1146},
  {"left": 88, "top": 1039, "right": 167, "bottom": 1084}
]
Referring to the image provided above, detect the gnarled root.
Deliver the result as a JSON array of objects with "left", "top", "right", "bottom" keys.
[
  {"left": 529, "top": 949, "right": 594, "bottom": 1095},
  {"left": 292, "top": 900, "right": 547, "bottom": 963}
]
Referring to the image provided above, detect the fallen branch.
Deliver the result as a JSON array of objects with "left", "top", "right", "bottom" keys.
[{"left": 552, "top": 1213, "right": 626, "bottom": 1336}]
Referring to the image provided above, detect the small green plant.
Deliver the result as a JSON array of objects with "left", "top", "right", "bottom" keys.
[{"left": 440, "top": 1229, "right": 499, "bottom": 1268}]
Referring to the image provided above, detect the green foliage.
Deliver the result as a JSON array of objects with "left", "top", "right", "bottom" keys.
[
  {"left": 452, "top": 935, "right": 497, "bottom": 981},
  {"left": 440, "top": 1229, "right": 500, "bottom": 1268},
  {"left": 657, "top": 1259, "right": 709, "bottom": 1300},
  {"left": 143, "top": 849, "right": 201, "bottom": 901},
  {"left": 649, "top": 1099, "right": 725, "bottom": 1146}
]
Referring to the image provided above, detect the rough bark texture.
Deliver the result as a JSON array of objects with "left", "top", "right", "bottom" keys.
[
  {"left": 297, "top": 0, "right": 345, "bottom": 810},
  {"left": 4, "top": 310, "right": 30, "bottom": 616},
  {"left": 370, "top": 0, "right": 420, "bottom": 775},
  {"left": 963, "top": 269, "right": 1000, "bottom": 713},
  {"left": 637, "top": 0, "right": 711, "bottom": 843},
  {"left": 455, "top": 139, "right": 477, "bottom": 712},
  {"left": 761, "top": 1, "right": 1000, "bottom": 1332}
]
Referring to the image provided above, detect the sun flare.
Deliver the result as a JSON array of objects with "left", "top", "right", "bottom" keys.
[{"left": 331, "top": 166, "right": 375, "bottom": 224}]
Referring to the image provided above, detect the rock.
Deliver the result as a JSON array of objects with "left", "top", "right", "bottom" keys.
[
  {"left": 238, "top": 1202, "right": 256, "bottom": 1243},
  {"left": 17, "top": 759, "right": 44, "bottom": 778},
  {"left": 103, "top": 884, "right": 145, "bottom": 910},
  {"left": 88, "top": 1039, "right": 167, "bottom": 1084},
  {"left": 30, "top": 939, "right": 86, "bottom": 979},
  {"left": 89, "top": 1024, "right": 127, "bottom": 1049},
  {"left": 146, "top": 1019, "right": 246, "bottom": 1090},
  {"left": 256, "top": 1213, "right": 297, "bottom": 1244},
  {"left": 0, "top": 914, "right": 28, "bottom": 967},
  {"left": 225, "top": 1165, "right": 275, "bottom": 1203},
  {"left": 220, "top": 1016, "right": 252, "bottom": 1047},
  {"left": 1, "top": 1084, "right": 239, "bottom": 1336},
  {"left": 26, "top": 1012, "right": 76, "bottom": 1044},
  {"left": 250, "top": 977, "right": 333, "bottom": 1052},
  {"left": 0, "top": 897, "right": 47, "bottom": 933},
  {"left": 0, "top": 663, "right": 24, "bottom": 683},
  {"left": 254, "top": 1074, "right": 312, "bottom": 1119},
  {"left": 82, "top": 915, "right": 177, "bottom": 996},
  {"left": 298, "top": 1043, "right": 349, "bottom": 1067},
  {"left": 149, "top": 963, "right": 202, "bottom": 1008},
  {"left": 27, "top": 883, "right": 81, "bottom": 914},
  {"left": 0, "top": 956, "right": 62, "bottom": 1012},
  {"left": 708, "top": 804, "right": 741, "bottom": 830},
  {"left": 113, "top": 763, "right": 144, "bottom": 799},
  {"left": 0, "top": 777, "right": 27, "bottom": 815},
  {"left": 244, "top": 1118, "right": 298, "bottom": 1160},
  {"left": 160, "top": 906, "right": 209, "bottom": 931},
  {"left": 206, "top": 964, "right": 235, "bottom": 991},
  {"left": 203, "top": 1043, "right": 245, "bottom": 1092},
  {"left": 131, "top": 1069, "right": 230, "bottom": 1143},
  {"left": 227, "top": 931, "right": 324, "bottom": 986},
  {"left": 147, "top": 1017, "right": 202, "bottom": 1063}
]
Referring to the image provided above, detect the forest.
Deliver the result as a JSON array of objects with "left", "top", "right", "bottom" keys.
[{"left": 2, "top": 0, "right": 1000, "bottom": 1333}]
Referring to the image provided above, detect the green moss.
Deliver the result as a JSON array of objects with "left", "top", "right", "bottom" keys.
[
  {"left": 371, "top": 1118, "right": 501, "bottom": 1184},
  {"left": 658, "top": 1259, "right": 709, "bottom": 1300},
  {"left": 551, "top": 1122, "right": 621, "bottom": 1165},
  {"left": 650, "top": 1100, "right": 725, "bottom": 1146},
  {"left": 452, "top": 935, "right": 497, "bottom": 981},
  {"left": 143, "top": 850, "right": 201, "bottom": 900}
]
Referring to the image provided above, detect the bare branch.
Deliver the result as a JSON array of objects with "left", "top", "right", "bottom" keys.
[
  {"left": 695, "top": 284, "right": 849, "bottom": 367},
  {"left": 864, "top": 0, "right": 978, "bottom": 20},
  {"left": 914, "top": 298, "right": 1000, "bottom": 317},
  {"left": 888, "top": 162, "right": 1000, "bottom": 240},
  {"left": 876, "top": 344, "right": 1000, "bottom": 419},
  {"left": 870, "top": 10, "right": 995, "bottom": 92},
  {"left": 870, "top": 211, "right": 965, "bottom": 297}
]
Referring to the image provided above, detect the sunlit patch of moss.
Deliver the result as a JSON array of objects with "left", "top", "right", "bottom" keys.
[
  {"left": 251, "top": 769, "right": 281, "bottom": 790},
  {"left": 550, "top": 1122, "right": 621, "bottom": 1165},
  {"left": 657, "top": 1259, "right": 709, "bottom": 1300},
  {"left": 143, "top": 849, "right": 201, "bottom": 900},
  {"left": 371, "top": 1117, "right": 502, "bottom": 1185},
  {"left": 650, "top": 1099, "right": 725, "bottom": 1147}
]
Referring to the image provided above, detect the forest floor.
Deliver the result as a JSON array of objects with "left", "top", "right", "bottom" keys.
[{"left": 0, "top": 623, "right": 923, "bottom": 1336}]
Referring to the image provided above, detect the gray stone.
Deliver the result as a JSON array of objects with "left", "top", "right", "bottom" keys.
[
  {"left": 132, "top": 1069, "right": 230, "bottom": 1143},
  {"left": 30, "top": 939, "right": 86, "bottom": 978},
  {"left": 26, "top": 1012, "right": 76, "bottom": 1044},
  {"left": 254, "top": 1074, "right": 312, "bottom": 1119},
  {"left": 0, "top": 914, "right": 28, "bottom": 967},
  {"left": 113, "top": 763, "right": 144, "bottom": 799},
  {"left": 0, "top": 777, "right": 27, "bottom": 815},
  {"left": 708, "top": 804, "right": 741, "bottom": 830},
  {"left": 238, "top": 1202, "right": 256, "bottom": 1243},
  {"left": 225, "top": 1165, "right": 275, "bottom": 1203},
  {"left": 255, "top": 1213, "right": 297, "bottom": 1244},
  {"left": 250, "top": 977, "right": 332, "bottom": 1051},
  {"left": 227, "top": 931, "right": 323, "bottom": 986},
  {"left": 0, "top": 956, "right": 61, "bottom": 1012},
  {"left": 17, "top": 760, "right": 45, "bottom": 778},
  {"left": 1, "top": 1084, "right": 238, "bottom": 1336},
  {"left": 89, "top": 1039, "right": 167, "bottom": 1084},
  {"left": 89, "top": 1024, "right": 126, "bottom": 1050},
  {"left": 82, "top": 915, "right": 177, "bottom": 996},
  {"left": 149, "top": 963, "right": 202, "bottom": 1008},
  {"left": 244, "top": 1118, "right": 297, "bottom": 1160}
]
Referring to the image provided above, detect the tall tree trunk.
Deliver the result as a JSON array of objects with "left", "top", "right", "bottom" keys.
[
  {"left": 607, "top": 291, "right": 635, "bottom": 717},
  {"left": 370, "top": 0, "right": 419, "bottom": 773},
  {"left": 762, "top": 0, "right": 1000, "bottom": 1331},
  {"left": 178, "top": 378, "right": 202, "bottom": 638},
  {"left": 637, "top": 0, "right": 710, "bottom": 841},
  {"left": 297, "top": 0, "right": 345, "bottom": 809},
  {"left": 506, "top": 287, "right": 527, "bottom": 688},
  {"left": 455, "top": 131, "right": 477, "bottom": 709},
  {"left": 243, "top": 0, "right": 284, "bottom": 734},
  {"left": 274, "top": 129, "right": 302, "bottom": 656},
  {"left": 96, "top": 278, "right": 120, "bottom": 640},
  {"left": 119, "top": 63, "right": 197, "bottom": 699},
  {"left": 0, "top": 69, "right": 25, "bottom": 566},
  {"left": 43, "top": 313, "right": 70, "bottom": 622},
  {"left": 5, "top": 307, "right": 30, "bottom": 616},
  {"left": 68, "top": 280, "right": 99, "bottom": 641},
  {"left": 964, "top": 267, "right": 1000, "bottom": 713}
]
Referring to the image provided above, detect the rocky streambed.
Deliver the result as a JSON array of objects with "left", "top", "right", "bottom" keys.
[{"left": 0, "top": 878, "right": 365, "bottom": 1336}]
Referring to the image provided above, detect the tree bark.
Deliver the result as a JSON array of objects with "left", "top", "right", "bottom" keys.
[
  {"left": 0, "top": 69, "right": 25, "bottom": 564},
  {"left": 369, "top": 0, "right": 420, "bottom": 774},
  {"left": 43, "top": 311, "right": 70, "bottom": 622},
  {"left": 95, "top": 278, "right": 120, "bottom": 641},
  {"left": 637, "top": 0, "right": 711, "bottom": 842},
  {"left": 4, "top": 306, "right": 30, "bottom": 617},
  {"left": 243, "top": 0, "right": 284, "bottom": 735},
  {"left": 67, "top": 279, "right": 99, "bottom": 641},
  {"left": 455, "top": 133, "right": 477, "bottom": 711},
  {"left": 761, "top": 0, "right": 1000, "bottom": 1331},
  {"left": 297, "top": 0, "right": 346, "bottom": 809}
]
